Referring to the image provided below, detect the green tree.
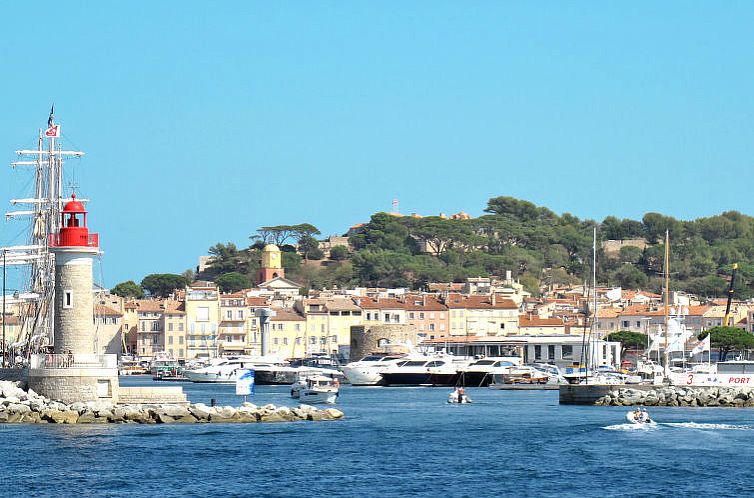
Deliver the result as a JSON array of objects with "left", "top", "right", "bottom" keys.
[
  {"left": 611, "top": 264, "right": 649, "bottom": 289},
  {"left": 215, "top": 272, "right": 250, "bottom": 293},
  {"left": 140, "top": 274, "right": 190, "bottom": 298},
  {"left": 699, "top": 326, "right": 754, "bottom": 361},
  {"left": 606, "top": 331, "right": 649, "bottom": 351},
  {"left": 329, "top": 245, "right": 349, "bottom": 261},
  {"left": 111, "top": 280, "right": 144, "bottom": 299},
  {"left": 298, "top": 235, "right": 324, "bottom": 261}
]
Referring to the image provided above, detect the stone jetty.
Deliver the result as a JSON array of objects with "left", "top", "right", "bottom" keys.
[
  {"left": 595, "top": 385, "right": 754, "bottom": 407},
  {"left": 0, "top": 381, "right": 344, "bottom": 424}
]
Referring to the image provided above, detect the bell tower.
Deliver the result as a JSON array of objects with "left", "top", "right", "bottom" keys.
[{"left": 257, "top": 244, "right": 284, "bottom": 284}]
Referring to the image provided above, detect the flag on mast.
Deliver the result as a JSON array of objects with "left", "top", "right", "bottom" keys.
[{"left": 44, "top": 104, "right": 60, "bottom": 138}]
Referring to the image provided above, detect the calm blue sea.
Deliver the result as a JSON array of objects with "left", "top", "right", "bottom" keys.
[{"left": 4, "top": 377, "right": 754, "bottom": 497}]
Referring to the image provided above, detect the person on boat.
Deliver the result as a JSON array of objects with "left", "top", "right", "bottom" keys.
[
  {"left": 333, "top": 377, "right": 340, "bottom": 389},
  {"left": 632, "top": 408, "right": 642, "bottom": 422},
  {"left": 458, "top": 387, "right": 467, "bottom": 403},
  {"left": 640, "top": 409, "right": 651, "bottom": 423}
]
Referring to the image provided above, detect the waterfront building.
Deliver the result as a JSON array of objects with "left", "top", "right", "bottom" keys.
[
  {"left": 445, "top": 293, "right": 520, "bottom": 336},
  {"left": 93, "top": 305, "right": 123, "bottom": 355},
  {"left": 218, "top": 292, "right": 249, "bottom": 356},
  {"left": 185, "top": 283, "right": 220, "bottom": 358},
  {"left": 267, "top": 307, "right": 307, "bottom": 358},
  {"left": 357, "top": 296, "right": 406, "bottom": 325},
  {"left": 518, "top": 314, "right": 567, "bottom": 335},
  {"left": 296, "top": 297, "right": 363, "bottom": 357},
  {"left": 404, "top": 294, "right": 448, "bottom": 339},
  {"left": 162, "top": 301, "right": 186, "bottom": 359}
]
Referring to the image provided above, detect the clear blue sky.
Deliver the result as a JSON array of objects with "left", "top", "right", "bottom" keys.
[{"left": 2, "top": 2, "right": 754, "bottom": 286}]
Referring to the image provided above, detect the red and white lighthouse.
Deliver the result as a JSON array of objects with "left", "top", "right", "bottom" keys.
[{"left": 50, "top": 193, "right": 100, "bottom": 355}]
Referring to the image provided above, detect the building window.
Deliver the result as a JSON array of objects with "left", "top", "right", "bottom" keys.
[
  {"left": 562, "top": 345, "right": 573, "bottom": 360},
  {"left": 226, "top": 310, "right": 233, "bottom": 319},
  {"left": 320, "top": 324, "right": 325, "bottom": 333},
  {"left": 295, "top": 338, "right": 301, "bottom": 345},
  {"left": 548, "top": 345, "right": 555, "bottom": 360},
  {"left": 179, "top": 323, "right": 184, "bottom": 332},
  {"left": 419, "top": 313, "right": 424, "bottom": 320},
  {"left": 534, "top": 345, "right": 542, "bottom": 360},
  {"left": 179, "top": 348, "right": 184, "bottom": 357},
  {"left": 309, "top": 337, "right": 316, "bottom": 345},
  {"left": 408, "top": 312, "right": 415, "bottom": 319},
  {"left": 429, "top": 324, "right": 435, "bottom": 332},
  {"left": 273, "top": 338, "right": 279, "bottom": 345},
  {"left": 140, "top": 321, "right": 146, "bottom": 332},
  {"left": 200, "top": 323, "right": 206, "bottom": 333},
  {"left": 63, "top": 290, "right": 73, "bottom": 309},
  {"left": 331, "top": 335, "right": 337, "bottom": 342},
  {"left": 283, "top": 338, "right": 288, "bottom": 345},
  {"left": 179, "top": 336, "right": 184, "bottom": 345},
  {"left": 168, "top": 323, "right": 173, "bottom": 332},
  {"left": 238, "top": 310, "right": 244, "bottom": 320},
  {"left": 151, "top": 322, "right": 159, "bottom": 332},
  {"left": 168, "top": 336, "right": 173, "bottom": 345}
]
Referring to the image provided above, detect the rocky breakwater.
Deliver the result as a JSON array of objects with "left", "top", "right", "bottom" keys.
[
  {"left": 0, "top": 381, "right": 344, "bottom": 424},
  {"left": 596, "top": 385, "right": 754, "bottom": 407}
]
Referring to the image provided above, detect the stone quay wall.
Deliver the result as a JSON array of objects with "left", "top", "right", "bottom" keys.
[{"left": 596, "top": 385, "right": 754, "bottom": 407}]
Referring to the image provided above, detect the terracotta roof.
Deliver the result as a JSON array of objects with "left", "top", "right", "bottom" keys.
[
  {"left": 403, "top": 295, "right": 448, "bottom": 311},
  {"left": 444, "top": 294, "right": 518, "bottom": 310},
  {"left": 271, "top": 308, "right": 305, "bottom": 321},
  {"left": 355, "top": 297, "right": 405, "bottom": 310},
  {"left": 247, "top": 297, "right": 270, "bottom": 307},
  {"left": 518, "top": 315, "right": 565, "bottom": 327},
  {"left": 428, "top": 283, "right": 465, "bottom": 292},
  {"left": 220, "top": 291, "right": 247, "bottom": 298},
  {"left": 95, "top": 305, "right": 123, "bottom": 317},
  {"left": 129, "top": 299, "right": 184, "bottom": 314}
]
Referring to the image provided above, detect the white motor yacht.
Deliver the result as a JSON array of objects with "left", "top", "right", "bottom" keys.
[
  {"left": 184, "top": 356, "right": 286, "bottom": 383},
  {"left": 456, "top": 357, "right": 521, "bottom": 387},
  {"left": 380, "top": 357, "right": 462, "bottom": 386},
  {"left": 340, "top": 353, "right": 407, "bottom": 386}
]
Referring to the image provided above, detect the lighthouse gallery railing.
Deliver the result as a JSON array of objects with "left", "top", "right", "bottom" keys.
[{"left": 30, "top": 353, "right": 116, "bottom": 369}]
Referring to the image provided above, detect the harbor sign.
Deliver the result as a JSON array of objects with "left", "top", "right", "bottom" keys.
[{"left": 235, "top": 369, "right": 255, "bottom": 396}]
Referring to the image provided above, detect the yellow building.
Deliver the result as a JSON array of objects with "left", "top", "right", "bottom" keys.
[
  {"left": 445, "top": 294, "right": 520, "bottom": 336},
  {"left": 218, "top": 292, "right": 249, "bottom": 356},
  {"left": 268, "top": 308, "right": 307, "bottom": 358},
  {"left": 185, "top": 284, "right": 220, "bottom": 358},
  {"left": 296, "top": 298, "right": 364, "bottom": 357}
]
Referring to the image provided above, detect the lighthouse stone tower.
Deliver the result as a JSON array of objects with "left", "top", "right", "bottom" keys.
[{"left": 28, "top": 194, "right": 120, "bottom": 403}]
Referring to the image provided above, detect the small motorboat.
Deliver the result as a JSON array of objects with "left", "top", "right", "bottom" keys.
[
  {"left": 291, "top": 374, "right": 340, "bottom": 404},
  {"left": 626, "top": 409, "right": 655, "bottom": 425},
  {"left": 448, "top": 388, "right": 472, "bottom": 404}
]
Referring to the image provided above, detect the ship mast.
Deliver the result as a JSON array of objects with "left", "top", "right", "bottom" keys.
[{"left": 2, "top": 108, "right": 85, "bottom": 359}]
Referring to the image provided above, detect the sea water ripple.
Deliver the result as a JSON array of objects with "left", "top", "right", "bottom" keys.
[{"left": 4, "top": 377, "right": 754, "bottom": 497}]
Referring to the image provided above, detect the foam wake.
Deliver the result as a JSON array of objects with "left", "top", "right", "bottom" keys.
[
  {"left": 662, "top": 422, "right": 752, "bottom": 431},
  {"left": 603, "top": 423, "right": 658, "bottom": 431}
]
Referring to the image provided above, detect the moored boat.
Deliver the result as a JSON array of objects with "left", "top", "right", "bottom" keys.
[
  {"left": 380, "top": 357, "right": 461, "bottom": 386},
  {"left": 340, "top": 353, "right": 407, "bottom": 386},
  {"left": 291, "top": 374, "right": 340, "bottom": 404}
]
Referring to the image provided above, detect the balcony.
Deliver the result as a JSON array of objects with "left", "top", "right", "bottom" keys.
[{"left": 30, "top": 353, "right": 116, "bottom": 369}]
